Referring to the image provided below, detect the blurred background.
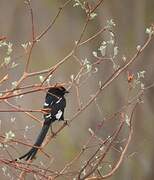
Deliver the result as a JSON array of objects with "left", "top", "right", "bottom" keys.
[{"left": 0, "top": 0, "right": 154, "bottom": 179}]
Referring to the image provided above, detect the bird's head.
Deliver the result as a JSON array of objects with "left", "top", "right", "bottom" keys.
[{"left": 47, "top": 86, "right": 69, "bottom": 97}]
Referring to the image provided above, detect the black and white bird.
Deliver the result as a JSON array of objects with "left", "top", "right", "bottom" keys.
[{"left": 16, "top": 86, "right": 68, "bottom": 161}]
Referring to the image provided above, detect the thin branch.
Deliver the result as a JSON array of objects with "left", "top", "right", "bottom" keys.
[{"left": 36, "top": 0, "right": 73, "bottom": 41}]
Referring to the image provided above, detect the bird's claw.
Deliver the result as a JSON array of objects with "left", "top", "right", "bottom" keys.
[{"left": 64, "top": 120, "right": 69, "bottom": 126}]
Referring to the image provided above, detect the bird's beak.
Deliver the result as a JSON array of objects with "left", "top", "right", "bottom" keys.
[{"left": 65, "top": 90, "right": 69, "bottom": 93}]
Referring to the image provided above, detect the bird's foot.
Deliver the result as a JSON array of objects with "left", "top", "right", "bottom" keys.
[{"left": 64, "top": 120, "right": 69, "bottom": 126}]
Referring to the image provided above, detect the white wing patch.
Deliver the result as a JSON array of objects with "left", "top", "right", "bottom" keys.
[
  {"left": 44, "top": 101, "right": 53, "bottom": 107},
  {"left": 45, "top": 114, "right": 51, "bottom": 118},
  {"left": 55, "top": 110, "right": 62, "bottom": 120},
  {"left": 44, "top": 102, "right": 49, "bottom": 107},
  {"left": 56, "top": 98, "right": 62, "bottom": 104}
]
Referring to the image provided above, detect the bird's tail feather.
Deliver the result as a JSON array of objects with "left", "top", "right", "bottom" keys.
[{"left": 17, "top": 119, "right": 52, "bottom": 161}]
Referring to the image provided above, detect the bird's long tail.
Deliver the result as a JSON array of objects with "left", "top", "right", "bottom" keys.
[{"left": 16, "top": 119, "right": 52, "bottom": 161}]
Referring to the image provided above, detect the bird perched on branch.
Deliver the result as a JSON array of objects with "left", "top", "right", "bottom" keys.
[{"left": 16, "top": 85, "right": 69, "bottom": 161}]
